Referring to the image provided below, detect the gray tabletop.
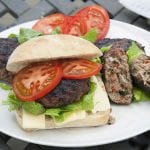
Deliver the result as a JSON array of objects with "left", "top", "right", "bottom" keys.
[{"left": 0, "top": 0, "right": 150, "bottom": 150}]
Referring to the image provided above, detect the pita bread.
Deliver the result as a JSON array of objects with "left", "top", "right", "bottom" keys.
[{"left": 6, "top": 34, "right": 102, "bottom": 73}]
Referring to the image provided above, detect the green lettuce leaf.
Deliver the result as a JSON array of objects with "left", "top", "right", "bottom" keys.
[
  {"left": 54, "top": 111, "right": 73, "bottom": 122},
  {"left": 18, "top": 28, "right": 42, "bottom": 44},
  {"left": 64, "top": 101, "right": 82, "bottom": 111},
  {"left": 45, "top": 108, "right": 62, "bottom": 117},
  {"left": 81, "top": 81, "right": 96, "bottom": 111},
  {"left": 45, "top": 81, "right": 97, "bottom": 122},
  {"left": 81, "top": 28, "right": 98, "bottom": 43},
  {"left": 133, "top": 87, "right": 150, "bottom": 102},
  {"left": 127, "top": 42, "right": 144, "bottom": 64},
  {"left": 100, "top": 45, "right": 111, "bottom": 53},
  {"left": 2, "top": 89, "right": 45, "bottom": 114},
  {"left": 51, "top": 26, "right": 61, "bottom": 35},
  {"left": 2, "top": 80, "right": 96, "bottom": 122},
  {"left": 8, "top": 27, "right": 61, "bottom": 43},
  {"left": 8, "top": 33, "right": 18, "bottom": 39},
  {"left": 0, "top": 83, "right": 21, "bottom": 110},
  {"left": 23, "top": 101, "right": 45, "bottom": 115},
  {"left": 91, "top": 57, "right": 101, "bottom": 63},
  {"left": 8, "top": 27, "right": 98, "bottom": 44},
  {"left": 0, "top": 83, "right": 12, "bottom": 90},
  {"left": 2, "top": 91, "right": 22, "bottom": 111}
]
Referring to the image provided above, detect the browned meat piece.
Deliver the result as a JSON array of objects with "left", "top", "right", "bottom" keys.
[
  {"left": 95, "top": 38, "right": 131, "bottom": 51},
  {"left": 95, "top": 38, "right": 145, "bottom": 52},
  {"left": 102, "top": 48, "right": 133, "bottom": 104},
  {"left": 38, "top": 78, "right": 90, "bottom": 108},
  {"left": 0, "top": 38, "right": 19, "bottom": 83},
  {"left": 130, "top": 54, "right": 150, "bottom": 94}
]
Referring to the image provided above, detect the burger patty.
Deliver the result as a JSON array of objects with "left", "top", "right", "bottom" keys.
[
  {"left": 38, "top": 78, "right": 90, "bottom": 108},
  {"left": 96, "top": 38, "right": 131, "bottom": 51},
  {"left": 95, "top": 38, "right": 145, "bottom": 52},
  {"left": 130, "top": 54, "right": 150, "bottom": 94},
  {"left": 97, "top": 38, "right": 150, "bottom": 94},
  {"left": 102, "top": 48, "right": 133, "bottom": 104},
  {"left": 0, "top": 38, "right": 19, "bottom": 83}
]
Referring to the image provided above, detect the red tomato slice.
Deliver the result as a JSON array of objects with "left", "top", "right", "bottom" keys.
[
  {"left": 62, "top": 59, "right": 102, "bottom": 79},
  {"left": 63, "top": 16, "right": 87, "bottom": 36},
  {"left": 13, "top": 62, "right": 62, "bottom": 101},
  {"left": 32, "top": 13, "right": 67, "bottom": 34},
  {"left": 76, "top": 5, "right": 110, "bottom": 40}
]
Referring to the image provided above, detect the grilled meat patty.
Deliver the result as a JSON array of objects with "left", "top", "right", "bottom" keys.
[
  {"left": 0, "top": 38, "right": 19, "bottom": 83},
  {"left": 95, "top": 38, "right": 145, "bottom": 52},
  {"left": 38, "top": 78, "right": 90, "bottom": 108},
  {"left": 96, "top": 38, "right": 150, "bottom": 95},
  {"left": 96, "top": 38, "right": 131, "bottom": 51},
  {"left": 130, "top": 54, "right": 150, "bottom": 94},
  {"left": 102, "top": 48, "right": 133, "bottom": 104}
]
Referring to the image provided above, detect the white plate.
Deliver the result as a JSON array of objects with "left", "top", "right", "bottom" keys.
[
  {"left": 0, "top": 20, "right": 150, "bottom": 147},
  {"left": 119, "top": 0, "right": 150, "bottom": 19}
]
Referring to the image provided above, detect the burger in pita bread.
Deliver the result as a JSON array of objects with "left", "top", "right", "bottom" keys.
[{"left": 6, "top": 34, "right": 111, "bottom": 131}]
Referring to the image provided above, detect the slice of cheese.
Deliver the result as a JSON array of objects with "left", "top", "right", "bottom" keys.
[
  {"left": 91, "top": 76, "right": 110, "bottom": 113},
  {"left": 22, "top": 109, "right": 45, "bottom": 129},
  {"left": 55, "top": 110, "right": 87, "bottom": 126}
]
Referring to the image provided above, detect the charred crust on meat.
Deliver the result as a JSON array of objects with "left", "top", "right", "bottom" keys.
[
  {"left": 0, "top": 38, "right": 19, "bottom": 83},
  {"left": 38, "top": 78, "right": 90, "bottom": 108},
  {"left": 95, "top": 38, "right": 145, "bottom": 52}
]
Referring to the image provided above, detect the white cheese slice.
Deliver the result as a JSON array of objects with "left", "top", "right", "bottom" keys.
[
  {"left": 55, "top": 110, "right": 86, "bottom": 126},
  {"left": 22, "top": 109, "right": 45, "bottom": 129},
  {"left": 91, "top": 76, "right": 110, "bottom": 113}
]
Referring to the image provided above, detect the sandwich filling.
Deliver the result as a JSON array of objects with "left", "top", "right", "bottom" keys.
[
  {"left": 2, "top": 76, "right": 98, "bottom": 123},
  {"left": 3, "top": 56, "right": 102, "bottom": 123}
]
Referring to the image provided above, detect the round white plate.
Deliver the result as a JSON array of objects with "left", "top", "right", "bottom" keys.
[
  {"left": 0, "top": 20, "right": 150, "bottom": 147},
  {"left": 119, "top": 0, "right": 150, "bottom": 19}
]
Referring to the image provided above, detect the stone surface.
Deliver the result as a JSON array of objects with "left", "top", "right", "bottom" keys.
[
  {"left": 73, "top": 0, "right": 97, "bottom": 11},
  {"left": 47, "top": 0, "right": 77, "bottom": 14},
  {"left": 94, "top": 0, "right": 123, "bottom": 16},
  {"left": 1, "top": 0, "right": 30, "bottom": 16},
  {"left": 99, "top": 141, "right": 134, "bottom": 150},
  {"left": 0, "top": 133, "right": 10, "bottom": 143},
  {"left": 0, "top": 2, "right": 6, "bottom": 15},
  {"left": 7, "top": 138, "right": 28, "bottom": 150},
  {"left": 17, "top": 0, "right": 55, "bottom": 23},
  {"left": 24, "top": 143, "right": 41, "bottom": 150},
  {"left": 114, "top": 8, "right": 139, "bottom": 23},
  {"left": 0, "top": 24, "right": 5, "bottom": 32},
  {"left": 133, "top": 17, "right": 150, "bottom": 31},
  {"left": 48, "top": 0, "right": 96, "bottom": 15},
  {"left": 0, "top": 13, "right": 16, "bottom": 27},
  {"left": 0, "top": 138, "right": 10, "bottom": 150},
  {"left": 25, "top": 0, "right": 41, "bottom": 7}
]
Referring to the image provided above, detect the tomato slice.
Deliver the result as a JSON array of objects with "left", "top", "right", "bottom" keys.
[
  {"left": 32, "top": 13, "right": 67, "bottom": 34},
  {"left": 13, "top": 61, "right": 62, "bottom": 101},
  {"left": 63, "top": 16, "right": 87, "bottom": 36},
  {"left": 62, "top": 59, "right": 102, "bottom": 79},
  {"left": 76, "top": 5, "right": 110, "bottom": 40}
]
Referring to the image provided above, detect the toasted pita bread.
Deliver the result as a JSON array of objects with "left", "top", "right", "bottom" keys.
[{"left": 6, "top": 34, "right": 102, "bottom": 73}]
